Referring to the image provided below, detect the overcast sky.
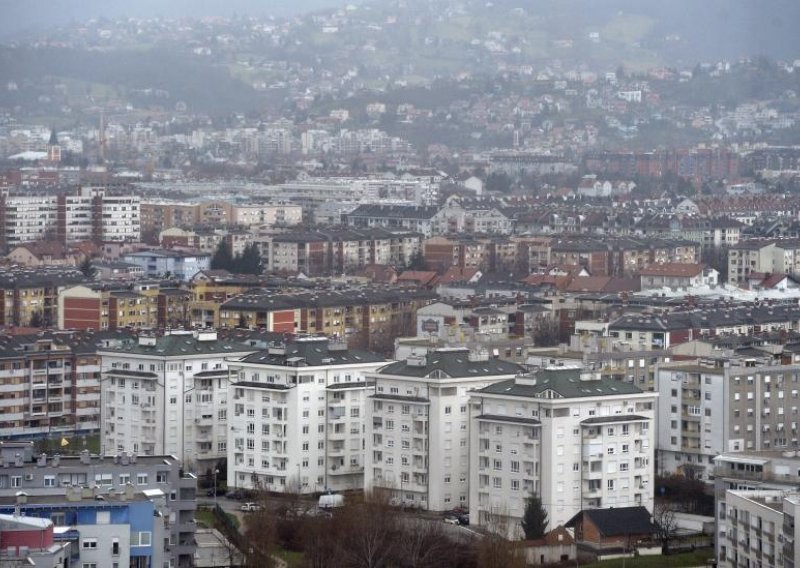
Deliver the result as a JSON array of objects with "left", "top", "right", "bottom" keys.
[{"left": 0, "top": 0, "right": 347, "bottom": 37}]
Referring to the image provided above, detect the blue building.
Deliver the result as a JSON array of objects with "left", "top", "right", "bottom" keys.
[{"left": 0, "top": 487, "right": 165, "bottom": 568}]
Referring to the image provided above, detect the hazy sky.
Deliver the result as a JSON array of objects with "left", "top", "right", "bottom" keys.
[{"left": 0, "top": 0, "right": 347, "bottom": 37}]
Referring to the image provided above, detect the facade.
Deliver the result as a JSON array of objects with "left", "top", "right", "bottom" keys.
[
  {"left": 712, "top": 451, "right": 800, "bottom": 563},
  {"left": 0, "top": 331, "right": 122, "bottom": 440},
  {"left": 638, "top": 263, "right": 718, "bottom": 290},
  {"left": 0, "top": 514, "right": 69, "bottom": 568},
  {"left": 344, "top": 204, "right": 441, "bottom": 237},
  {"left": 98, "top": 330, "right": 258, "bottom": 470},
  {"left": 0, "top": 446, "right": 197, "bottom": 568},
  {"left": 226, "top": 337, "right": 387, "bottom": 494},
  {"left": 656, "top": 358, "right": 800, "bottom": 481},
  {"left": 0, "top": 267, "right": 86, "bottom": 328},
  {"left": 728, "top": 238, "right": 800, "bottom": 286},
  {"left": 364, "top": 349, "right": 525, "bottom": 512},
  {"left": 122, "top": 249, "right": 211, "bottom": 281},
  {"left": 58, "top": 282, "right": 163, "bottom": 331},
  {"left": 0, "top": 187, "right": 140, "bottom": 251},
  {"left": 469, "top": 366, "right": 657, "bottom": 535},
  {"left": 717, "top": 489, "right": 797, "bottom": 568}
]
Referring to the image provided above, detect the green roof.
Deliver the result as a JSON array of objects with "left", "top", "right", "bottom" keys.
[
  {"left": 377, "top": 349, "right": 524, "bottom": 379},
  {"left": 98, "top": 334, "right": 257, "bottom": 357},
  {"left": 479, "top": 367, "right": 643, "bottom": 399}
]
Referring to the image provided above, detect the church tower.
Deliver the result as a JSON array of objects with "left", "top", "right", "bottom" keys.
[{"left": 47, "top": 128, "right": 61, "bottom": 163}]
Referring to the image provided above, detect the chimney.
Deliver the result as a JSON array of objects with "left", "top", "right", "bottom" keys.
[
  {"left": 81, "top": 486, "right": 93, "bottom": 499},
  {"left": 130, "top": 453, "right": 137, "bottom": 464},
  {"left": 79, "top": 450, "right": 90, "bottom": 465},
  {"left": 120, "top": 452, "right": 129, "bottom": 466},
  {"left": 66, "top": 486, "right": 81, "bottom": 502},
  {"left": 37, "top": 453, "right": 46, "bottom": 467},
  {"left": 51, "top": 454, "right": 60, "bottom": 467},
  {"left": 123, "top": 483, "right": 135, "bottom": 501},
  {"left": 14, "top": 453, "right": 23, "bottom": 467},
  {"left": 15, "top": 491, "right": 28, "bottom": 505}
]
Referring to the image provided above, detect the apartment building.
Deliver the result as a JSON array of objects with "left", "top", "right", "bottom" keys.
[
  {"left": 656, "top": 357, "right": 800, "bottom": 481},
  {"left": 0, "top": 331, "right": 126, "bottom": 440},
  {"left": 728, "top": 238, "right": 800, "bottom": 286},
  {"left": 260, "top": 228, "right": 421, "bottom": 276},
  {"left": 468, "top": 366, "right": 656, "bottom": 536},
  {"left": 226, "top": 337, "right": 386, "bottom": 494},
  {"left": 0, "top": 267, "right": 86, "bottom": 328},
  {"left": 712, "top": 450, "right": 800, "bottom": 564},
  {"left": 0, "top": 445, "right": 197, "bottom": 568},
  {"left": 717, "top": 489, "right": 799, "bottom": 568},
  {"left": 58, "top": 282, "right": 163, "bottom": 331},
  {"left": 0, "top": 187, "right": 140, "bottom": 251},
  {"left": 122, "top": 249, "right": 211, "bottom": 281},
  {"left": 364, "top": 349, "right": 524, "bottom": 512},
  {"left": 98, "top": 330, "right": 258, "bottom": 470},
  {"left": 344, "top": 204, "right": 441, "bottom": 237},
  {"left": 219, "top": 287, "right": 435, "bottom": 353}
]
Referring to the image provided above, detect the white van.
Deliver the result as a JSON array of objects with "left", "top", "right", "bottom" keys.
[{"left": 318, "top": 493, "right": 344, "bottom": 509}]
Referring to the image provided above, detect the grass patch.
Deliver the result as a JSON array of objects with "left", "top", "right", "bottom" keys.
[
  {"left": 275, "top": 548, "right": 304, "bottom": 568},
  {"left": 582, "top": 549, "right": 714, "bottom": 568},
  {"left": 195, "top": 507, "right": 216, "bottom": 529}
]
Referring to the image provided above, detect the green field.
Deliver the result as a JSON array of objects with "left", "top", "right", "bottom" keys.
[{"left": 582, "top": 550, "right": 714, "bottom": 568}]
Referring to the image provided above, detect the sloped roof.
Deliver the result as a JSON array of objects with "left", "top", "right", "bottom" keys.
[
  {"left": 479, "top": 368, "right": 643, "bottom": 399},
  {"left": 377, "top": 350, "right": 524, "bottom": 379},
  {"left": 238, "top": 339, "right": 385, "bottom": 367},
  {"left": 639, "top": 263, "right": 705, "bottom": 278},
  {"left": 566, "top": 506, "right": 657, "bottom": 537}
]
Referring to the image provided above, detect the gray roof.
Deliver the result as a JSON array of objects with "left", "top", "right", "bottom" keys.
[
  {"left": 478, "top": 368, "right": 643, "bottom": 399},
  {"left": 609, "top": 304, "right": 800, "bottom": 332},
  {"left": 347, "top": 204, "right": 440, "bottom": 220},
  {"left": 377, "top": 350, "right": 524, "bottom": 379},
  {"left": 98, "top": 334, "right": 257, "bottom": 357},
  {"left": 238, "top": 339, "right": 385, "bottom": 367},
  {"left": 581, "top": 415, "right": 649, "bottom": 425},
  {"left": 222, "top": 287, "right": 436, "bottom": 311}
]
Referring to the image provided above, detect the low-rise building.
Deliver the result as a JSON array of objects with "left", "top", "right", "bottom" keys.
[{"left": 0, "top": 446, "right": 197, "bottom": 568}]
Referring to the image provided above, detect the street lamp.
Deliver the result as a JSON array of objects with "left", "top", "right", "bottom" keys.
[{"left": 213, "top": 468, "right": 219, "bottom": 507}]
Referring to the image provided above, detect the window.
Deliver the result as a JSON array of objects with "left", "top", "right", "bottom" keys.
[
  {"left": 136, "top": 474, "right": 148, "bottom": 485},
  {"left": 607, "top": 480, "right": 615, "bottom": 491},
  {"left": 511, "top": 479, "right": 520, "bottom": 491},
  {"left": 11, "top": 476, "right": 21, "bottom": 488},
  {"left": 132, "top": 532, "right": 152, "bottom": 547},
  {"left": 82, "top": 538, "right": 98, "bottom": 549},
  {"left": 510, "top": 460, "right": 519, "bottom": 473},
  {"left": 43, "top": 475, "right": 56, "bottom": 487}
]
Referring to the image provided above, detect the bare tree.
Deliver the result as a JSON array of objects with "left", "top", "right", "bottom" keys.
[
  {"left": 336, "top": 490, "right": 400, "bottom": 568},
  {"left": 396, "top": 518, "right": 452, "bottom": 568},
  {"left": 475, "top": 508, "right": 526, "bottom": 568},
  {"left": 653, "top": 503, "right": 679, "bottom": 552}
]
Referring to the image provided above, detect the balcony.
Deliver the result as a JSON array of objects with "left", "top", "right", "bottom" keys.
[{"left": 329, "top": 465, "right": 364, "bottom": 476}]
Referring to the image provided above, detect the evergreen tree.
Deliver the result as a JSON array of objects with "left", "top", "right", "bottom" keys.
[
  {"left": 211, "top": 240, "right": 233, "bottom": 271},
  {"left": 239, "top": 243, "right": 263, "bottom": 275},
  {"left": 407, "top": 250, "right": 427, "bottom": 270},
  {"left": 29, "top": 311, "right": 44, "bottom": 329},
  {"left": 520, "top": 492, "right": 548, "bottom": 539}
]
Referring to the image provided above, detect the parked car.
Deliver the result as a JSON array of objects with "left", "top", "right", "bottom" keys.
[
  {"left": 318, "top": 493, "right": 345, "bottom": 509},
  {"left": 443, "top": 514, "right": 460, "bottom": 525},
  {"left": 240, "top": 502, "right": 263, "bottom": 512},
  {"left": 457, "top": 514, "right": 470, "bottom": 526}
]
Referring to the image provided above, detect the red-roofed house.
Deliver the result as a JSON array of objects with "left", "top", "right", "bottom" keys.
[
  {"left": 397, "top": 270, "right": 439, "bottom": 288},
  {"left": 639, "top": 263, "right": 718, "bottom": 290}
]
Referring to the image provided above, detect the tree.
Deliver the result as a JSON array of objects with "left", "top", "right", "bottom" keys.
[
  {"left": 520, "top": 492, "right": 548, "bottom": 540},
  {"left": 29, "top": 311, "right": 44, "bottom": 329},
  {"left": 79, "top": 256, "right": 97, "bottom": 279},
  {"left": 407, "top": 250, "right": 427, "bottom": 270},
  {"left": 211, "top": 240, "right": 234, "bottom": 271},
  {"left": 653, "top": 503, "right": 679, "bottom": 552},
  {"left": 532, "top": 318, "right": 561, "bottom": 347},
  {"left": 238, "top": 242, "right": 263, "bottom": 275}
]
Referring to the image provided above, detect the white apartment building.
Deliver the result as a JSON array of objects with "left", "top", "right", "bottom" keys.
[
  {"left": 97, "top": 192, "right": 141, "bottom": 242},
  {"left": 718, "top": 489, "right": 799, "bottom": 568},
  {"left": 469, "top": 366, "right": 657, "bottom": 535},
  {"left": 656, "top": 358, "right": 800, "bottom": 481},
  {"left": 232, "top": 203, "right": 303, "bottom": 228},
  {"left": 226, "top": 337, "right": 387, "bottom": 494},
  {"left": 98, "top": 330, "right": 257, "bottom": 471},
  {"left": 364, "top": 348, "right": 524, "bottom": 511}
]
